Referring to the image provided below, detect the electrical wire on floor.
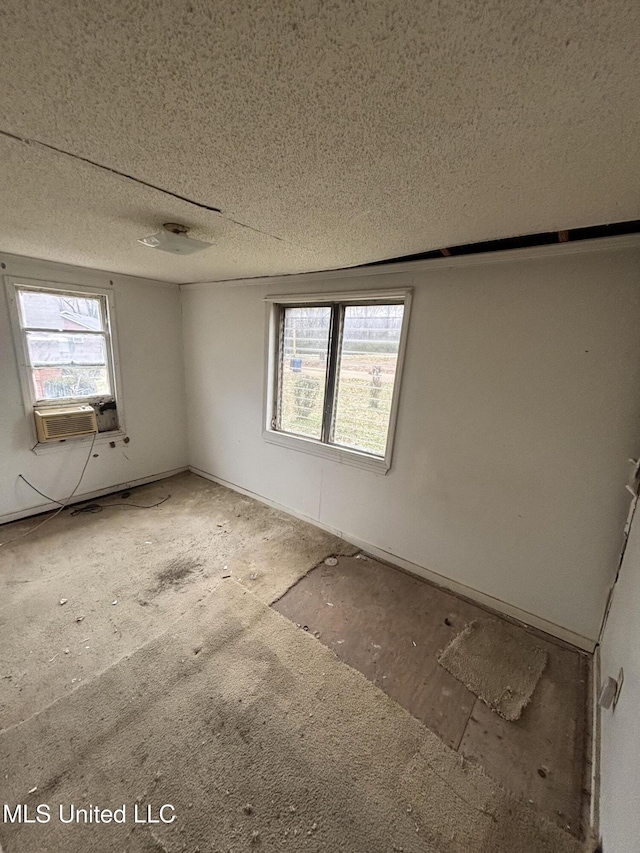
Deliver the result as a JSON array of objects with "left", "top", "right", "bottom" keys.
[
  {"left": 16, "top": 473, "right": 170, "bottom": 516},
  {"left": 0, "top": 433, "right": 97, "bottom": 548},
  {"left": 70, "top": 495, "right": 170, "bottom": 515}
]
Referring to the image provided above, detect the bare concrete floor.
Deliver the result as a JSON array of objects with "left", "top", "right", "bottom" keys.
[
  {"left": 1, "top": 471, "right": 589, "bottom": 844},
  {"left": 274, "top": 554, "right": 590, "bottom": 839}
]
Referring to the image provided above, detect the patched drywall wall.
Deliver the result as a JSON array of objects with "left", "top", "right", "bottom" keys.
[
  {"left": 182, "top": 240, "right": 640, "bottom": 644},
  {"left": 0, "top": 254, "right": 188, "bottom": 521},
  {"left": 599, "top": 504, "right": 640, "bottom": 853}
]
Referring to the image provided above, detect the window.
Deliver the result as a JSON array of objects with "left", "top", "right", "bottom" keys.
[
  {"left": 265, "top": 289, "right": 411, "bottom": 472},
  {"left": 5, "top": 277, "right": 122, "bottom": 446}
]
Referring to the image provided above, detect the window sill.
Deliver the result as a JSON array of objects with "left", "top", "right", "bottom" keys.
[
  {"left": 31, "top": 429, "right": 127, "bottom": 455},
  {"left": 262, "top": 429, "right": 390, "bottom": 474},
  {"left": 33, "top": 395, "right": 114, "bottom": 408}
]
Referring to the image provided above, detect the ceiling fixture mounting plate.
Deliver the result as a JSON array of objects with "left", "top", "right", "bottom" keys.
[{"left": 138, "top": 223, "right": 213, "bottom": 255}]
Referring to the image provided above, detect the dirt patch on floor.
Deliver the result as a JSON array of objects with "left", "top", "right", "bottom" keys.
[{"left": 154, "top": 556, "right": 204, "bottom": 591}]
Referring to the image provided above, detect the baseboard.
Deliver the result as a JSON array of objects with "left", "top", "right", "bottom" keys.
[
  {"left": 0, "top": 466, "right": 189, "bottom": 526},
  {"left": 345, "top": 540, "right": 596, "bottom": 652},
  {"left": 190, "top": 466, "right": 596, "bottom": 652},
  {"left": 590, "top": 645, "right": 602, "bottom": 837},
  {"left": 189, "top": 467, "right": 345, "bottom": 538}
]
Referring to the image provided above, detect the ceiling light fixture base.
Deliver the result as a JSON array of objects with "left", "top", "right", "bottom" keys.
[{"left": 138, "top": 222, "right": 213, "bottom": 255}]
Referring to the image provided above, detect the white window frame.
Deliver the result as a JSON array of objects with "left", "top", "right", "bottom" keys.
[
  {"left": 4, "top": 276, "right": 126, "bottom": 453},
  {"left": 263, "top": 288, "right": 412, "bottom": 474}
]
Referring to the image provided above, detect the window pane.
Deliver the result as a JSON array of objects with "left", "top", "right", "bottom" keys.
[
  {"left": 332, "top": 304, "right": 404, "bottom": 456},
  {"left": 278, "top": 306, "right": 331, "bottom": 439},
  {"left": 26, "top": 331, "right": 107, "bottom": 366},
  {"left": 18, "top": 289, "right": 104, "bottom": 331},
  {"left": 32, "top": 366, "right": 111, "bottom": 400}
]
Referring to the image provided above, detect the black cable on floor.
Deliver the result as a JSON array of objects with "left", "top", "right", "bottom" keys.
[
  {"left": 70, "top": 496, "right": 171, "bottom": 516},
  {"left": 19, "top": 473, "right": 170, "bottom": 515}
]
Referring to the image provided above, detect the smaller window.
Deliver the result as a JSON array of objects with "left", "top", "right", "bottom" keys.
[
  {"left": 6, "top": 277, "right": 122, "bottom": 447},
  {"left": 15, "top": 287, "right": 114, "bottom": 403},
  {"left": 265, "top": 290, "right": 411, "bottom": 472}
]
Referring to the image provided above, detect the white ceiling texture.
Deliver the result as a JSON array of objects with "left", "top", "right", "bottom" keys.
[{"left": 1, "top": 0, "right": 639, "bottom": 283}]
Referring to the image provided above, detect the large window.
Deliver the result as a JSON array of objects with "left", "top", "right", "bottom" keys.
[{"left": 265, "top": 290, "right": 411, "bottom": 472}]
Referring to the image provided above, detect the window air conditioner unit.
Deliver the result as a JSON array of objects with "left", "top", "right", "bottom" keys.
[{"left": 34, "top": 405, "right": 98, "bottom": 442}]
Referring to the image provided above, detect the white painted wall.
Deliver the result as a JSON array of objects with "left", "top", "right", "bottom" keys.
[
  {"left": 599, "top": 503, "right": 640, "bottom": 853},
  {"left": 182, "top": 240, "right": 640, "bottom": 645},
  {"left": 0, "top": 253, "right": 188, "bottom": 520}
]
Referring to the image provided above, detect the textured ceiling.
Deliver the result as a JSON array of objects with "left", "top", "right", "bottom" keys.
[{"left": 1, "top": 0, "right": 639, "bottom": 284}]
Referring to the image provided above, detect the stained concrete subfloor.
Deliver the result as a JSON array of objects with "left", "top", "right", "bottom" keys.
[{"left": 1, "top": 471, "right": 589, "bottom": 843}]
